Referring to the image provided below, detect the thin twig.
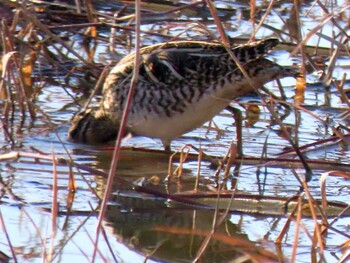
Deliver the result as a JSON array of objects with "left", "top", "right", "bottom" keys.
[{"left": 91, "top": 0, "right": 142, "bottom": 261}]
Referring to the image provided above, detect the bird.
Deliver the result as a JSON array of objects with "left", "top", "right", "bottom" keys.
[{"left": 68, "top": 38, "right": 299, "bottom": 151}]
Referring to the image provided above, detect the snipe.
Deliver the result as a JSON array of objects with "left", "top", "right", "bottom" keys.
[{"left": 68, "top": 39, "right": 298, "bottom": 151}]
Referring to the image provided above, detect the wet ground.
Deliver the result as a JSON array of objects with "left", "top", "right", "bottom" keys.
[{"left": 0, "top": 1, "right": 350, "bottom": 262}]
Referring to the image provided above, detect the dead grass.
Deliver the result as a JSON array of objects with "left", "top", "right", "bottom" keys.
[{"left": 0, "top": 0, "right": 349, "bottom": 262}]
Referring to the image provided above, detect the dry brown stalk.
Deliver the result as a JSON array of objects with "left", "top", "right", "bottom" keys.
[
  {"left": 275, "top": 198, "right": 298, "bottom": 245},
  {"left": 175, "top": 145, "right": 191, "bottom": 177},
  {"left": 18, "top": 4, "right": 90, "bottom": 66},
  {"left": 0, "top": 0, "right": 349, "bottom": 261},
  {"left": 47, "top": 147, "right": 58, "bottom": 262},
  {"left": 1, "top": 20, "right": 36, "bottom": 122},
  {"left": 195, "top": 149, "right": 203, "bottom": 191},
  {"left": 0, "top": 209, "right": 17, "bottom": 262},
  {"left": 154, "top": 225, "right": 280, "bottom": 262},
  {"left": 291, "top": 195, "right": 303, "bottom": 262},
  {"left": 167, "top": 144, "right": 218, "bottom": 179},
  {"left": 250, "top": 0, "right": 275, "bottom": 41},
  {"left": 91, "top": 0, "right": 142, "bottom": 261},
  {"left": 302, "top": 180, "right": 326, "bottom": 259}
]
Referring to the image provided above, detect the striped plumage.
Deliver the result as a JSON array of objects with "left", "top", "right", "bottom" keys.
[{"left": 68, "top": 39, "right": 298, "bottom": 150}]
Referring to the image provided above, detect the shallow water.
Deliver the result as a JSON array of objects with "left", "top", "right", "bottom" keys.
[{"left": 0, "top": 1, "right": 350, "bottom": 262}]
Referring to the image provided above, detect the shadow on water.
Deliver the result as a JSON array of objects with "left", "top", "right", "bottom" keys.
[{"left": 104, "top": 208, "right": 261, "bottom": 263}]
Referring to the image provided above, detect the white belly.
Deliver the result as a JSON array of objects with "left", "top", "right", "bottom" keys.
[{"left": 127, "top": 92, "right": 231, "bottom": 144}]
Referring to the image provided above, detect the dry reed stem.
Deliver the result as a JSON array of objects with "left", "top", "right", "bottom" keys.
[
  {"left": 193, "top": 177, "right": 234, "bottom": 262},
  {"left": 290, "top": 5, "right": 348, "bottom": 57},
  {"left": 222, "top": 143, "right": 237, "bottom": 180},
  {"left": 155, "top": 225, "right": 279, "bottom": 262},
  {"left": 0, "top": 209, "right": 17, "bottom": 263},
  {"left": 50, "top": 212, "right": 99, "bottom": 262},
  {"left": 67, "top": 162, "right": 76, "bottom": 193},
  {"left": 315, "top": 0, "right": 350, "bottom": 38},
  {"left": 1, "top": 21, "right": 35, "bottom": 121},
  {"left": 324, "top": 36, "right": 348, "bottom": 86},
  {"left": 322, "top": 203, "right": 350, "bottom": 239},
  {"left": 334, "top": 74, "right": 350, "bottom": 107},
  {"left": 100, "top": 225, "right": 118, "bottom": 262},
  {"left": 291, "top": 195, "right": 303, "bottom": 262},
  {"left": 212, "top": 150, "right": 228, "bottom": 179},
  {"left": 81, "top": 65, "right": 110, "bottom": 110},
  {"left": 176, "top": 145, "right": 191, "bottom": 177},
  {"left": 194, "top": 150, "right": 203, "bottom": 191},
  {"left": 0, "top": 145, "right": 101, "bottom": 206},
  {"left": 91, "top": 0, "right": 142, "bottom": 261},
  {"left": 194, "top": 174, "right": 239, "bottom": 262},
  {"left": 250, "top": 0, "right": 275, "bottom": 42},
  {"left": 302, "top": 180, "right": 325, "bottom": 258},
  {"left": 193, "top": 119, "right": 241, "bottom": 261},
  {"left": 275, "top": 202, "right": 298, "bottom": 245},
  {"left": 48, "top": 147, "right": 58, "bottom": 262},
  {"left": 18, "top": 4, "right": 90, "bottom": 66},
  {"left": 209, "top": 0, "right": 312, "bottom": 180},
  {"left": 0, "top": 1, "right": 349, "bottom": 261},
  {"left": 28, "top": 106, "right": 101, "bottom": 200},
  {"left": 225, "top": 105, "right": 243, "bottom": 157},
  {"left": 339, "top": 249, "right": 350, "bottom": 263},
  {"left": 167, "top": 144, "right": 217, "bottom": 179},
  {"left": 320, "top": 171, "right": 350, "bottom": 229}
]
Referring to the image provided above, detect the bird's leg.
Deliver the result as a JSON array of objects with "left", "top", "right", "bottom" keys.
[
  {"left": 162, "top": 141, "right": 172, "bottom": 152},
  {"left": 225, "top": 105, "right": 243, "bottom": 157}
]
